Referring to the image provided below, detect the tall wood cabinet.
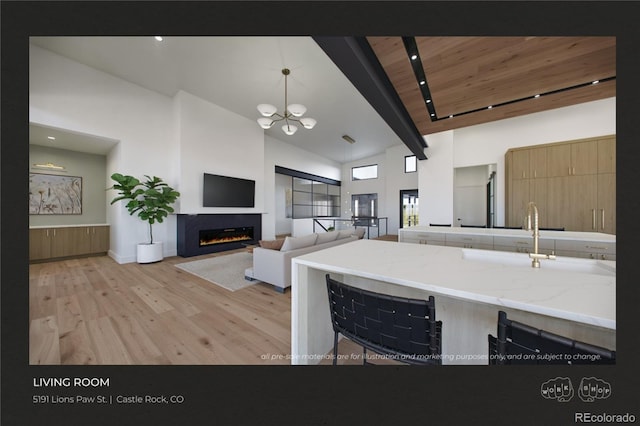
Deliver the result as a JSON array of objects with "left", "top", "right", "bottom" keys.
[
  {"left": 29, "top": 225, "right": 110, "bottom": 262},
  {"left": 506, "top": 135, "right": 615, "bottom": 234},
  {"left": 505, "top": 146, "right": 548, "bottom": 227}
]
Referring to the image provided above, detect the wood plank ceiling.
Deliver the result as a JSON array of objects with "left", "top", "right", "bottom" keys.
[{"left": 367, "top": 37, "right": 616, "bottom": 135}]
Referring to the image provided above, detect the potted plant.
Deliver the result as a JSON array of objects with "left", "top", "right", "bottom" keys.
[{"left": 109, "top": 173, "right": 180, "bottom": 263}]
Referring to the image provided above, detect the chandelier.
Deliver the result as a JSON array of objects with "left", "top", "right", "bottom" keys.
[{"left": 257, "top": 68, "right": 317, "bottom": 136}]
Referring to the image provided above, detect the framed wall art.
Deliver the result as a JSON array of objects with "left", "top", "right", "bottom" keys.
[{"left": 29, "top": 173, "right": 82, "bottom": 215}]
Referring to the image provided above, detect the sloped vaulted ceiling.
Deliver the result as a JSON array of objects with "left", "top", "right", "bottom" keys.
[{"left": 366, "top": 36, "right": 616, "bottom": 136}]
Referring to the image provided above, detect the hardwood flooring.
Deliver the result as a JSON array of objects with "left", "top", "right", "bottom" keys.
[
  {"left": 29, "top": 248, "right": 292, "bottom": 365},
  {"left": 29, "top": 236, "right": 401, "bottom": 365}
]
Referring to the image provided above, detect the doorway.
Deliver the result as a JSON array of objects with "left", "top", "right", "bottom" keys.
[
  {"left": 400, "top": 189, "right": 419, "bottom": 228},
  {"left": 453, "top": 164, "right": 495, "bottom": 227},
  {"left": 351, "top": 193, "right": 378, "bottom": 226}
]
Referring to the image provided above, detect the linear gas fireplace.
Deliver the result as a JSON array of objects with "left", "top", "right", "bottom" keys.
[
  {"left": 199, "top": 227, "right": 254, "bottom": 247},
  {"left": 177, "top": 214, "right": 261, "bottom": 257}
]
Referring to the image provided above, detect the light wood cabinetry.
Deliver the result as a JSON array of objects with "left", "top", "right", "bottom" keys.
[
  {"left": 546, "top": 144, "right": 571, "bottom": 177},
  {"left": 597, "top": 173, "right": 615, "bottom": 234},
  {"left": 529, "top": 147, "right": 547, "bottom": 178},
  {"left": 506, "top": 146, "right": 548, "bottom": 227},
  {"left": 29, "top": 225, "right": 110, "bottom": 262},
  {"left": 545, "top": 140, "right": 597, "bottom": 177},
  {"left": 571, "top": 140, "right": 598, "bottom": 176},
  {"left": 89, "top": 225, "right": 110, "bottom": 252},
  {"left": 546, "top": 176, "right": 570, "bottom": 229},
  {"left": 569, "top": 175, "right": 598, "bottom": 232},
  {"left": 29, "top": 228, "right": 52, "bottom": 261},
  {"left": 509, "top": 179, "right": 529, "bottom": 227},
  {"left": 511, "top": 149, "right": 530, "bottom": 179},
  {"left": 506, "top": 135, "right": 615, "bottom": 233},
  {"left": 597, "top": 138, "right": 616, "bottom": 173}
]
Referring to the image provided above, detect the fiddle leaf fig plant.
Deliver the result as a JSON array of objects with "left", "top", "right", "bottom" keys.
[{"left": 109, "top": 173, "right": 180, "bottom": 244}]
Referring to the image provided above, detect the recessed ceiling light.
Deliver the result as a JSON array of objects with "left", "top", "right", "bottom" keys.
[
  {"left": 534, "top": 94, "right": 540, "bottom": 98},
  {"left": 592, "top": 80, "right": 599, "bottom": 84},
  {"left": 449, "top": 115, "right": 453, "bottom": 118},
  {"left": 410, "top": 54, "right": 417, "bottom": 60},
  {"left": 488, "top": 106, "right": 493, "bottom": 109},
  {"left": 426, "top": 99, "right": 431, "bottom": 103},
  {"left": 154, "top": 36, "right": 163, "bottom": 41},
  {"left": 420, "top": 80, "right": 425, "bottom": 85},
  {"left": 430, "top": 113, "right": 435, "bottom": 117},
  {"left": 47, "top": 136, "right": 56, "bottom": 140}
]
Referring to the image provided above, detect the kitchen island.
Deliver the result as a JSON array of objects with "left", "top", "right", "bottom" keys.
[
  {"left": 291, "top": 239, "right": 615, "bottom": 365},
  {"left": 399, "top": 225, "right": 616, "bottom": 260}
]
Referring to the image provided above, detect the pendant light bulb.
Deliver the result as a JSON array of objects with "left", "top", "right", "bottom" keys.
[
  {"left": 282, "top": 124, "right": 298, "bottom": 135},
  {"left": 287, "top": 104, "right": 307, "bottom": 117}
]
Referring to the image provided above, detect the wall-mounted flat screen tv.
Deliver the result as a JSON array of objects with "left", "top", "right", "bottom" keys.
[{"left": 203, "top": 173, "right": 255, "bottom": 207}]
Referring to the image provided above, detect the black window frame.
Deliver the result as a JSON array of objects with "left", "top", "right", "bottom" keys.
[
  {"left": 351, "top": 164, "right": 379, "bottom": 181},
  {"left": 404, "top": 155, "right": 417, "bottom": 173}
]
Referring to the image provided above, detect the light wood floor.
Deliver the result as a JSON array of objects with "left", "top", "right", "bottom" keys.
[{"left": 29, "top": 236, "right": 400, "bottom": 365}]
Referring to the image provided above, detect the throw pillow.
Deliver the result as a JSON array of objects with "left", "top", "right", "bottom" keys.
[
  {"left": 316, "top": 231, "right": 339, "bottom": 244},
  {"left": 352, "top": 228, "right": 366, "bottom": 239},
  {"left": 259, "top": 239, "right": 285, "bottom": 250},
  {"left": 280, "top": 233, "right": 318, "bottom": 252}
]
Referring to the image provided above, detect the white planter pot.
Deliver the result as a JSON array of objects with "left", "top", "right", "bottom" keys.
[{"left": 137, "top": 242, "right": 163, "bottom": 263}]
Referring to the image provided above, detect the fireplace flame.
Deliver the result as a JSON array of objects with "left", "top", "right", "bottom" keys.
[{"left": 200, "top": 234, "right": 252, "bottom": 247}]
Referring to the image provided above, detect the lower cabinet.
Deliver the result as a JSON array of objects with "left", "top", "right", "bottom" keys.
[
  {"left": 493, "top": 236, "right": 555, "bottom": 255},
  {"left": 445, "top": 233, "right": 494, "bottom": 250},
  {"left": 399, "top": 231, "right": 445, "bottom": 245},
  {"left": 399, "top": 229, "right": 615, "bottom": 260},
  {"left": 554, "top": 240, "right": 616, "bottom": 261},
  {"left": 29, "top": 225, "right": 110, "bottom": 262}
]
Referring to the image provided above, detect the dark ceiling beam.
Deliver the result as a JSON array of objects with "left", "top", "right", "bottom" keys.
[{"left": 313, "top": 36, "right": 428, "bottom": 160}]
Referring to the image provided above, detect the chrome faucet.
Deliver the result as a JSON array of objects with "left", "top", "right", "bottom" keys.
[{"left": 525, "top": 202, "right": 556, "bottom": 268}]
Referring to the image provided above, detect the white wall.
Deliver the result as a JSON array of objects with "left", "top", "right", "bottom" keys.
[
  {"left": 341, "top": 152, "right": 386, "bottom": 222},
  {"left": 384, "top": 144, "right": 419, "bottom": 234},
  {"left": 453, "top": 165, "right": 491, "bottom": 227},
  {"left": 340, "top": 145, "right": 419, "bottom": 236},
  {"left": 275, "top": 173, "right": 292, "bottom": 236},
  {"left": 174, "top": 90, "right": 265, "bottom": 214},
  {"left": 420, "top": 97, "right": 616, "bottom": 226},
  {"left": 30, "top": 45, "right": 344, "bottom": 256},
  {"left": 419, "top": 131, "right": 454, "bottom": 225},
  {"left": 30, "top": 45, "right": 176, "bottom": 263}
]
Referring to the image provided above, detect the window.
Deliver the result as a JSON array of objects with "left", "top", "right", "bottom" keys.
[
  {"left": 351, "top": 193, "right": 378, "bottom": 226},
  {"left": 352, "top": 164, "right": 378, "bottom": 180},
  {"left": 290, "top": 177, "right": 341, "bottom": 219},
  {"left": 275, "top": 167, "right": 341, "bottom": 219},
  {"left": 405, "top": 155, "right": 417, "bottom": 173}
]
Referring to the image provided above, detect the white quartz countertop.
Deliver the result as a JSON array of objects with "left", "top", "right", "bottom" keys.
[
  {"left": 400, "top": 225, "right": 616, "bottom": 242},
  {"left": 293, "top": 239, "right": 615, "bottom": 329}
]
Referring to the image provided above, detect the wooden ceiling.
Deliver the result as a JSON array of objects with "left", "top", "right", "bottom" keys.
[{"left": 367, "top": 37, "right": 616, "bottom": 135}]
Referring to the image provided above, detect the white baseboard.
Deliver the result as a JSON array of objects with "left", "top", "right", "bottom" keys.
[
  {"left": 108, "top": 248, "right": 177, "bottom": 264},
  {"left": 108, "top": 250, "right": 136, "bottom": 264}
]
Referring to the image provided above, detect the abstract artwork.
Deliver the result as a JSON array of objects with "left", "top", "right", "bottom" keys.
[{"left": 29, "top": 173, "right": 82, "bottom": 214}]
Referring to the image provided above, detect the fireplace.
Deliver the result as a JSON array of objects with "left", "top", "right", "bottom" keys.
[
  {"left": 177, "top": 214, "right": 261, "bottom": 257},
  {"left": 199, "top": 227, "right": 254, "bottom": 247}
]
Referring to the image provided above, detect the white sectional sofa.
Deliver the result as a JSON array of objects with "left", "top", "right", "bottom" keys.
[{"left": 249, "top": 228, "right": 365, "bottom": 292}]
